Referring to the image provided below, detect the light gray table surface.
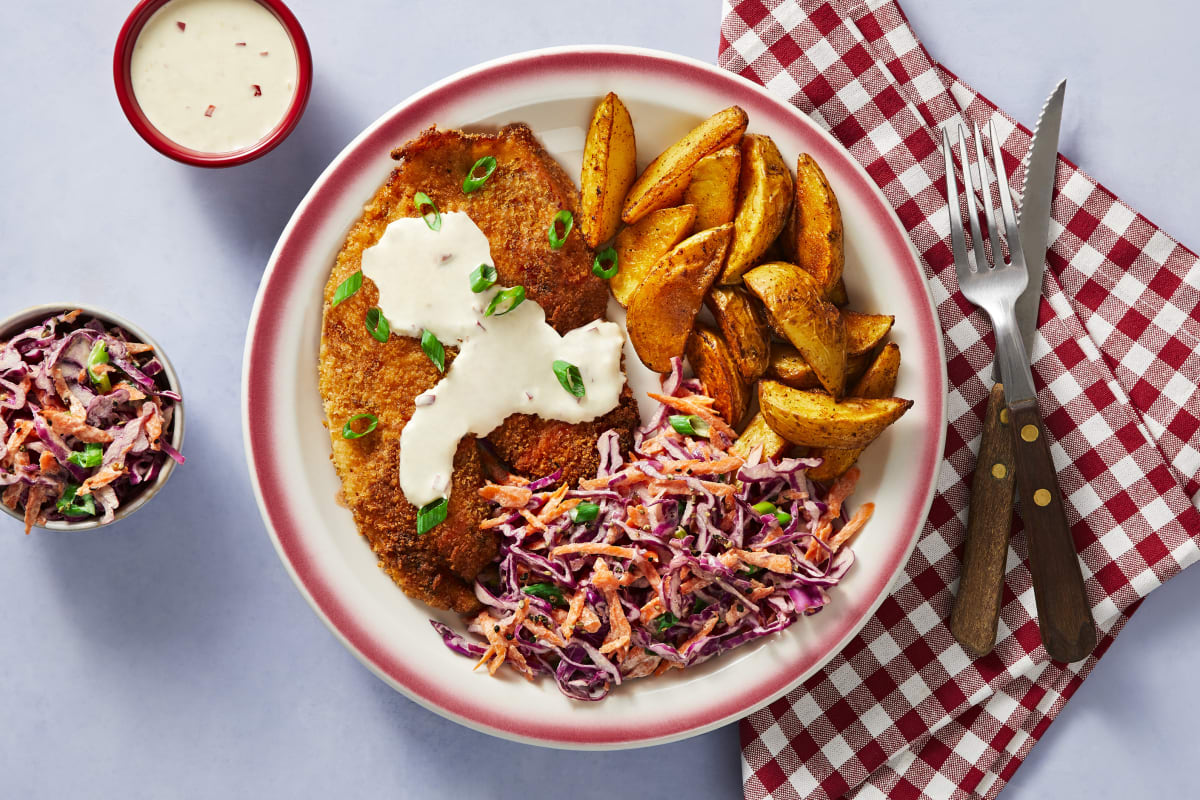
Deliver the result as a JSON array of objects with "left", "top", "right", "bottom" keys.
[{"left": 1, "top": 1, "right": 1196, "bottom": 798}]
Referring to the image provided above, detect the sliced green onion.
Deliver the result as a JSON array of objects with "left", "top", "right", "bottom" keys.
[
  {"left": 691, "top": 596, "right": 709, "bottom": 614},
  {"left": 421, "top": 329, "right": 445, "bottom": 372},
  {"left": 484, "top": 286, "right": 525, "bottom": 317},
  {"left": 413, "top": 191, "right": 442, "bottom": 231},
  {"left": 774, "top": 510, "right": 792, "bottom": 526},
  {"left": 752, "top": 500, "right": 777, "bottom": 515},
  {"left": 653, "top": 612, "right": 678, "bottom": 633},
  {"left": 56, "top": 484, "right": 96, "bottom": 518},
  {"left": 469, "top": 263, "right": 498, "bottom": 293},
  {"left": 86, "top": 340, "right": 111, "bottom": 393},
  {"left": 341, "top": 412, "right": 378, "bottom": 439},
  {"left": 416, "top": 497, "right": 449, "bottom": 535},
  {"left": 548, "top": 209, "right": 573, "bottom": 249},
  {"left": 552, "top": 360, "right": 585, "bottom": 398},
  {"left": 569, "top": 502, "right": 600, "bottom": 523},
  {"left": 365, "top": 307, "right": 390, "bottom": 342},
  {"left": 592, "top": 247, "right": 619, "bottom": 279},
  {"left": 522, "top": 582, "right": 567, "bottom": 607},
  {"left": 332, "top": 271, "right": 363, "bottom": 307},
  {"left": 739, "top": 565, "right": 764, "bottom": 578},
  {"left": 462, "top": 155, "right": 497, "bottom": 193},
  {"left": 668, "top": 414, "right": 710, "bottom": 438},
  {"left": 67, "top": 443, "right": 104, "bottom": 469}
]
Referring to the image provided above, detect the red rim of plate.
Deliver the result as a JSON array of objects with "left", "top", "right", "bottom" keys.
[
  {"left": 112, "top": 0, "right": 313, "bottom": 168},
  {"left": 242, "top": 46, "right": 947, "bottom": 748}
]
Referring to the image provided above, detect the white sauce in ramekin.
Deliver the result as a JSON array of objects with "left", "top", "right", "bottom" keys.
[
  {"left": 130, "top": 0, "right": 298, "bottom": 154},
  {"left": 361, "top": 212, "right": 626, "bottom": 508}
]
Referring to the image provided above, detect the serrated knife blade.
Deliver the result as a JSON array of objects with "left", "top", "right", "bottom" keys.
[{"left": 992, "top": 79, "right": 1065, "bottom": 381}]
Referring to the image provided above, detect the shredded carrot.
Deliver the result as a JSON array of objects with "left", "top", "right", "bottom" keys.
[
  {"left": 824, "top": 467, "right": 861, "bottom": 518},
  {"left": 648, "top": 478, "right": 736, "bottom": 497},
  {"left": 679, "top": 616, "right": 718, "bottom": 655},
  {"left": 78, "top": 463, "right": 124, "bottom": 496},
  {"left": 640, "top": 596, "right": 665, "bottom": 619},
  {"left": 523, "top": 617, "right": 565, "bottom": 648},
  {"left": 479, "top": 514, "right": 513, "bottom": 529},
  {"left": 519, "top": 509, "right": 547, "bottom": 531},
  {"left": 578, "top": 605, "right": 602, "bottom": 633},
  {"left": 660, "top": 454, "right": 744, "bottom": 476},
  {"left": 42, "top": 408, "right": 113, "bottom": 444},
  {"left": 560, "top": 590, "right": 586, "bottom": 639},
  {"left": 733, "top": 549, "right": 794, "bottom": 574},
  {"left": 646, "top": 391, "right": 736, "bottom": 439},
  {"left": 536, "top": 484, "right": 574, "bottom": 523},
  {"left": 828, "top": 503, "right": 874, "bottom": 552},
  {"left": 479, "top": 484, "right": 532, "bottom": 508},
  {"left": 804, "top": 519, "right": 835, "bottom": 563},
  {"left": 626, "top": 504, "right": 649, "bottom": 528},
  {"left": 550, "top": 542, "right": 641, "bottom": 561}
]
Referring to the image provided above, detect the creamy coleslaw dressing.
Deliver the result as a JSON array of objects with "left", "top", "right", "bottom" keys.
[
  {"left": 361, "top": 212, "right": 625, "bottom": 508},
  {"left": 130, "top": 0, "right": 298, "bottom": 153}
]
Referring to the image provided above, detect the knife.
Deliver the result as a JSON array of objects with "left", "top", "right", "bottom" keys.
[{"left": 950, "top": 81, "right": 1066, "bottom": 657}]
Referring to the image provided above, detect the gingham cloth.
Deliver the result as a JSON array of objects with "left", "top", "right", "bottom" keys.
[{"left": 718, "top": 1, "right": 1200, "bottom": 798}]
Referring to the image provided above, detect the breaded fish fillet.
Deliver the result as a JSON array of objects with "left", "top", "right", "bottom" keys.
[{"left": 320, "top": 124, "right": 636, "bottom": 613}]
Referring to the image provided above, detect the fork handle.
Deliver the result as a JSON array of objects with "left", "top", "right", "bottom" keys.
[
  {"left": 1007, "top": 397, "right": 1096, "bottom": 662},
  {"left": 950, "top": 383, "right": 1016, "bottom": 657}
]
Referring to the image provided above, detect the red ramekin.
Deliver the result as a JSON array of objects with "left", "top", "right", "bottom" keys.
[{"left": 113, "top": 0, "right": 313, "bottom": 168}]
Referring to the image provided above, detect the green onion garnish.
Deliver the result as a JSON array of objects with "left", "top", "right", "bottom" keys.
[
  {"left": 569, "top": 502, "right": 600, "bottom": 523},
  {"left": 740, "top": 565, "right": 764, "bottom": 578},
  {"left": 774, "top": 510, "right": 792, "bottom": 526},
  {"left": 668, "top": 414, "right": 710, "bottom": 438},
  {"left": 417, "top": 497, "right": 449, "bottom": 535},
  {"left": 592, "top": 247, "right": 619, "bottom": 279},
  {"left": 413, "top": 191, "right": 442, "bottom": 231},
  {"left": 691, "top": 597, "right": 709, "bottom": 614},
  {"left": 552, "top": 360, "right": 585, "bottom": 398},
  {"left": 365, "top": 307, "right": 390, "bottom": 342},
  {"left": 462, "top": 156, "right": 498, "bottom": 193},
  {"left": 341, "top": 412, "right": 378, "bottom": 439},
  {"left": 332, "top": 271, "right": 363, "bottom": 307},
  {"left": 56, "top": 484, "right": 96, "bottom": 518},
  {"left": 86, "top": 340, "right": 111, "bottom": 393},
  {"left": 470, "top": 263, "right": 498, "bottom": 293},
  {"left": 548, "top": 209, "right": 573, "bottom": 249},
  {"left": 752, "top": 500, "right": 777, "bottom": 515},
  {"left": 484, "top": 286, "right": 525, "bottom": 317},
  {"left": 67, "top": 443, "right": 104, "bottom": 469},
  {"left": 522, "top": 582, "right": 567, "bottom": 607},
  {"left": 653, "top": 612, "right": 679, "bottom": 633},
  {"left": 421, "top": 329, "right": 445, "bottom": 372}
]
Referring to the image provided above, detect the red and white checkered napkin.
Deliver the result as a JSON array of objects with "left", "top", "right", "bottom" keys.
[{"left": 719, "top": 1, "right": 1200, "bottom": 797}]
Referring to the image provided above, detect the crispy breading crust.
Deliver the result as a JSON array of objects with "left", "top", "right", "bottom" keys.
[{"left": 320, "top": 124, "right": 634, "bottom": 613}]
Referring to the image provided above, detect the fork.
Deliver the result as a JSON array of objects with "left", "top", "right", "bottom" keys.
[{"left": 942, "top": 122, "right": 1096, "bottom": 663}]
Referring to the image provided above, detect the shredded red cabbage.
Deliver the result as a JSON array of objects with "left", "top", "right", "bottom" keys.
[
  {"left": 0, "top": 310, "right": 184, "bottom": 532},
  {"left": 431, "top": 358, "right": 866, "bottom": 700}
]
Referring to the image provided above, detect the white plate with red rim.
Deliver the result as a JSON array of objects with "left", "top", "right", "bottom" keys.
[{"left": 242, "top": 46, "right": 947, "bottom": 749}]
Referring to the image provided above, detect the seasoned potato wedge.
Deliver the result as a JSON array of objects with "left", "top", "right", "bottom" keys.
[
  {"left": 744, "top": 262, "right": 846, "bottom": 397},
  {"left": 807, "top": 344, "right": 901, "bottom": 482},
  {"left": 706, "top": 286, "right": 770, "bottom": 382},
  {"left": 731, "top": 411, "right": 791, "bottom": 461},
  {"left": 768, "top": 344, "right": 869, "bottom": 390},
  {"left": 844, "top": 311, "right": 894, "bottom": 356},
  {"left": 828, "top": 276, "right": 849, "bottom": 307},
  {"left": 610, "top": 205, "right": 696, "bottom": 306},
  {"left": 627, "top": 224, "right": 733, "bottom": 372},
  {"left": 788, "top": 154, "right": 844, "bottom": 295},
  {"left": 684, "top": 144, "right": 741, "bottom": 231},
  {"left": 686, "top": 323, "right": 750, "bottom": 425},
  {"left": 758, "top": 380, "right": 912, "bottom": 448},
  {"left": 579, "top": 92, "right": 638, "bottom": 248},
  {"left": 622, "top": 106, "right": 749, "bottom": 224},
  {"left": 721, "top": 135, "right": 794, "bottom": 284}
]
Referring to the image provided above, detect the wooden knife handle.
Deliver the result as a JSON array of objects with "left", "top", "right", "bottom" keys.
[
  {"left": 1007, "top": 397, "right": 1097, "bottom": 662},
  {"left": 950, "top": 383, "right": 1016, "bottom": 657}
]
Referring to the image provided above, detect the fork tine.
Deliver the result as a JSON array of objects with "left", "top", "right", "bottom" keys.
[
  {"left": 942, "top": 127, "right": 971, "bottom": 274},
  {"left": 957, "top": 126, "right": 989, "bottom": 271},
  {"left": 971, "top": 124, "right": 1007, "bottom": 267},
  {"left": 987, "top": 120, "right": 1025, "bottom": 268}
]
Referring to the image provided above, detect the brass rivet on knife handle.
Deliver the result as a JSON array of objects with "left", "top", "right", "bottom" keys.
[
  {"left": 951, "top": 383, "right": 1017, "bottom": 657},
  {"left": 1007, "top": 397, "right": 1097, "bottom": 662}
]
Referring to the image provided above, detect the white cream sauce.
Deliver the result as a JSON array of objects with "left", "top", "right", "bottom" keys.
[
  {"left": 361, "top": 212, "right": 625, "bottom": 508},
  {"left": 130, "top": 0, "right": 298, "bottom": 154}
]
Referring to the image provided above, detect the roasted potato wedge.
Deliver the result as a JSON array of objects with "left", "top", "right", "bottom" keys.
[
  {"left": 684, "top": 144, "right": 741, "bottom": 231},
  {"left": 622, "top": 106, "right": 749, "bottom": 225},
  {"left": 706, "top": 286, "right": 770, "bottom": 382},
  {"left": 731, "top": 411, "right": 791, "bottom": 461},
  {"left": 767, "top": 344, "right": 869, "bottom": 390},
  {"left": 744, "top": 262, "right": 846, "bottom": 397},
  {"left": 579, "top": 92, "right": 638, "bottom": 248},
  {"left": 757, "top": 380, "right": 912, "bottom": 448},
  {"left": 788, "top": 153, "right": 844, "bottom": 295},
  {"left": 844, "top": 311, "right": 894, "bottom": 356},
  {"left": 807, "top": 343, "right": 901, "bottom": 482},
  {"left": 686, "top": 323, "right": 750, "bottom": 426},
  {"left": 627, "top": 224, "right": 733, "bottom": 372},
  {"left": 828, "top": 276, "right": 849, "bottom": 307},
  {"left": 721, "top": 135, "right": 793, "bottom": 284},
  {"left": 610, "top": 205, "right": 696, "bottom": 306}
]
